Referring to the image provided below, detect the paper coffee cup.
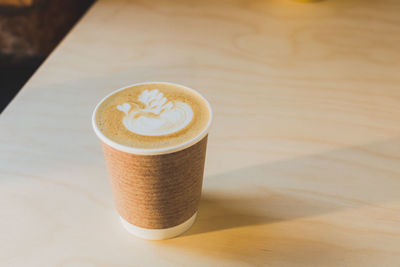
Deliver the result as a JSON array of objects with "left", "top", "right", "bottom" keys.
[{"left": 92, "top": 82, "right": 212, "bottom": 240}]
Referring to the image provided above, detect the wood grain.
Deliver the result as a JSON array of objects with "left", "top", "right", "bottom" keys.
[{"left": 1, "top": 0, "right": 400, "bottom": 266}]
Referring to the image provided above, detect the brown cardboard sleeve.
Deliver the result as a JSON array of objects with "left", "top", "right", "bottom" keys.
[{"left": 102, "top": 136, "right": 208, "bottom": 229}]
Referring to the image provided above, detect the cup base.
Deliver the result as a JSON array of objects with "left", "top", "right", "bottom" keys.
[{"left": 119, "top": 212, "right": 197, "bottom": 240}]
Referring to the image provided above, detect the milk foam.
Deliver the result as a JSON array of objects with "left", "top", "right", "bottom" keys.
[{"left": 117, "top": 89, "right": 193, "bottom": 136}]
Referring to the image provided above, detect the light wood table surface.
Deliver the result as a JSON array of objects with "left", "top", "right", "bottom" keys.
[{"left": 1, "top": 0, "right": 400, "bottom": 266}]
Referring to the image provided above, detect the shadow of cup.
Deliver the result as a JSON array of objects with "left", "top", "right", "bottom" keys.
[{"left": 184, "top": 188, "right": 342, "bottom": 237}]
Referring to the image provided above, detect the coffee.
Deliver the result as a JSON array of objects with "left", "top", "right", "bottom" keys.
[
  {"left": 95, "top": 82, "right": 211, "bottom": 150},
  {"left": 92, "top": 82, "right": 212, "bottom": 239}
]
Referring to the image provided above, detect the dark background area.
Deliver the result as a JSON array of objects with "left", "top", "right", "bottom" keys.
[{"left": 0, "top": 0, "right": 94, "bottom": 112}]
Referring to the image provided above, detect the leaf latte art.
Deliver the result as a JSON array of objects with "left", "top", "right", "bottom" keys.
[{"left": 117, "top": 89, "right": 193, "bottom": 136}]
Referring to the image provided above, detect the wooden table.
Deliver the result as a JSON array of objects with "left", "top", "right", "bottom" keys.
[{"left": 2, "top": 0, "right": 400, "bottom": 265}]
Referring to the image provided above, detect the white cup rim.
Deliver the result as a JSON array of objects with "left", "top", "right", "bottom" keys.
[{"left": 92, "top": 81, "right": 213, "bottom": 155}]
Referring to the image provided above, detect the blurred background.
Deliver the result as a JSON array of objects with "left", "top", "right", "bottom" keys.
[{"left": 0, "top": 0, "right": 94, "bottom": 112}]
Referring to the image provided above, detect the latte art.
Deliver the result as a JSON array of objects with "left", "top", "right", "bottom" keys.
[
  {"left": 117, "top": 89, "right": 193, "bottom": 136},
  {"left": 94, "top": 82, "right": 211, "bottom": 150}
]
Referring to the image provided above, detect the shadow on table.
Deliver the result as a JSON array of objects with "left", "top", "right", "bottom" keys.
[
  {"left": 162, "top": 138, "right": 400, "bottom": 264},
  {"left": 185, "top": 188, "right": 340, "bottom": 236}
]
